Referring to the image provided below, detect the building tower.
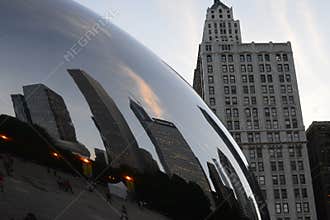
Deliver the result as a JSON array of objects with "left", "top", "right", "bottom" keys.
[
  {"left": 193, "top": 1, "right": 317, "bottom": 219},
  {"left": 306, "top": 122, "right": 330, "bottom": 220}
]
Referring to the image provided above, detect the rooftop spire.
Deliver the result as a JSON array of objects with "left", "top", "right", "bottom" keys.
[{"left": 211, "top": 0, "right": 229, "bottom": 9}]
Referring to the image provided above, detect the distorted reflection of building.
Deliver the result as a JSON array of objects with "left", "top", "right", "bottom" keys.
[
  {"left": 129, "top": 99, "right": 212, "bottom": 197},
  {"left": 67, "top": 69, "right": 143, "bottom": 171},
  {"left": 11, "top": 84, "right": 90, "bottom": 157},
  {"left": 94, "top": 148, "right": 109, "bottom": 165},
  {"left": 11, "top": 94, "right": 32, "bottom": 124},
  {"left": 217, "top": 149, "right": 257, "bottom": 220}
]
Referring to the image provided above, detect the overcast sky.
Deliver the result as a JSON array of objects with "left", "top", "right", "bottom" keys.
[{"left": 74, "top": 0, "right": 330, "bottom": 128}]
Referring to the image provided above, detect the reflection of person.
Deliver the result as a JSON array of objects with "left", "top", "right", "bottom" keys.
[
  {"left": 120, "top": 205, "right": 128, "bottom": 220},
  {"left": 0, "top": 170, "right": 4, "bottom": 192}
]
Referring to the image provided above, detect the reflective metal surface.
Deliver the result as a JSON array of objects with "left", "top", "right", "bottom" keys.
[{"left": 0, "top": 1, "right": 269, "bottom": 219}]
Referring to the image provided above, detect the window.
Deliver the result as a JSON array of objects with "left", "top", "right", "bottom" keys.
[
  {"left": 278, "top": 64, "right": 283, "bottom": 72},
  {"left": 281, "top": 189, "right": 287, "bottom": 199},
  {"left": 287, "top": 85, "right": 293, "bottom": 93},
  {"left": 279, "top": 175, "right": 286, "bottom": 185},
  {"left": 272, "top": 175, "right": 279, "bottom": 185},
  {"left": 275, "top": 203, "right": 281, "bottom": 214},
  {"left": 247, "top": 64, "right": 253, "bottom": 72},
  {"left": 289, "top": 96, "right": 295, "bottom": 104},
  {"left": 258, "top": 54, "right": 263, "bottom": 62},
  {"left": 282, "top": 96, "right": 288, "bottom": 105},
  {"left": 250, "top": 86, "right": 255, "bottom": 94},
  {"left": 302, "top": 189, "right": 308, "bottom": 198},
  {"left": 241, "top": 65, "right": 246, "bottom": 72},
  {"left": 262, "top": 85, "right": 267, "bottom": 94},
  {"left": 230, "top": 75, "right": 235, "bottom": 83},
  {"left": 269, "top": 85, "right": 274, "bottom": 94},
  {"left": 210, "top": 98, "right": 216, "bottom": 106},
  {"left": 281, "top": 85, "right": 286, "bottom": 93},
  {"left": 246, "top": 54, "right": 252, "bottom": 62},
  {"left": 243, "top": 86, "right": 249, "bottom": 94},
  {"left": 260, "top": 75, "right": 266, "bottom": 83},
  {"left": 283, "top": 54, "right": 288, "bottom": 61},
  {"left": 286, "top": 74, "right": 291, "bottom": 82},
  {"left": 276, "top": 54, "right": 282, "bottom": 61},
  {"left": 257, "top": 147, "right": 263, "bottom": 158},
  {"left": 225, "top": 97, "right": 230, "bottom": 105},
  {"left": 271, "top": 108, "right": 277, "bottom": 117},
  {"left": 278, "top": 161, "right": 284, "bottom": 171},
  {"left": 270, "top": 96, "right": 276, "bottom": 105},
  {"left": 271, "top": 161, "right": 277, "bottom": 171},
  {"left": 259, "top": 64, "right": 265, "bottom": 72},
  {"left": 207, "top": 55, "right": 212, "bottom": 62},
  {"left": 244, "top": 97, "right": 249, "bottom": 105},
  {"left": 250, "top": 162, "right": 256, "bottom": 171},
  {"left": 208, "top": 75, "right": 214, "bottom": 84},
  {"left": 232, "top": 97, "right": 237, "bottom": 105},
  {"left": 228, "top": 55, "right": 233, "bottom": 62},
  {"left": 266, "top": 64, "right": 272, "bottom": 72},
  {"left": 229, "top": 65, "right": 235, "bottom": 72},
  {"left": 233, "top": 108, "right": 239, "bottom": 118},
  {"left": 209, "top": 86, "right": 215, "bottom": 95},
  {"left": 279, "top": 75, "right": 285, "bottom": 83},
  {"left": 298, "top": 161, "right": 304, "bottom": 171},
  {"left": 242, "top": 75, "right": 247, "bottom": 83},
  {"left": 263, "top": 96, "right": 269, "bottom": 105},
  {"left": 299, "top": 174, "right": 306, "bottom": 184},
  {"left": 248, "top": 75, "right": 254, "bottom": 83},
  {"left": 226, "top": 109, "right": 232, "bottom": 119},
  {"left": 234, "top": 121, "right": 240, "bottom": 130},
  {"left": 283, "top": 203, "right": 289, "bottom": 213},
  {"left": 227, "top": 121, "right": 233, "bottom": 130},
  {"left": 251, "top": 97, "right": 257, "bottom": 105},
  {"left": 304, "top": 204, "right": 310, "bottom": 214},
  {"left": 274, "top": 189, "right": 280, "bottom": 199},
  {"left": 224, "top": 86, "right": 230, "bottom": 94},
  {"left": 267, "top": 75, "right": 273, "bottom": 82},
  {"left": 290, "top": 161, "right": 297, "bottom": 171},
  {"left": 206, "top": 45, "right": 212, "bottom": 51},
  {"left": 296, "top": 203, "right": 302, "bottom": 213},
  {"left": 221, "top": 55, "right": 227, "bottom": 62},
  {"left": 240, "top": 54, "right": 245, "bottom": 62},
  {"left": 222, "top": 65, "right": 228, "bottom": 73},
  {"left": 208, "top": 65, "right": 213, "bottom": 73},
  {"left": 294, "top": 189, "right": 300, "bottom": 198},
  {"left": 258, "top": 162, "right": 264, "bottom": 172},
  {"left": 289, "top": 146, "right": 295, "bottom": 157},
  {"left": 231, "top": 86, "right": 237, "bottom": 94},
  {"left": 223, "top": 75, "right": 229, "bottom": 84},
  {"left": 259, "top": 176, "right": 265, "bottom": 185},
  {"left": 284, "top": 64, "right": 290, "bottom": 72},
  {"left": 265, "top": 54, "right": 270, "bottom": 61}
]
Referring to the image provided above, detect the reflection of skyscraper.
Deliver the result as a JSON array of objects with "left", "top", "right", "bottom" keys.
[
  {"left": 11, "top": 94, "right": 32, "bottom": 123},
  {"left": 67, "top": 69, "right": 142, "bottom": 170},
  {"left": 11, "top": 84, "right": 90, "bottom": 157},
  {"left": 217, "top": 149, "right": 257, "bottom": 220},
  {"left": 22, "top": 84, "right": 77, "bottom": 142},
  {"left": 130, "top": 99, "right": 211, "bottom": 195}
]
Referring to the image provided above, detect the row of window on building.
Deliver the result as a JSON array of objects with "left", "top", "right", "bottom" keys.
[
  {"left": 205, "top": 53, "right": 289, "bottom": 63},
  {"left": 207, "top": 63, "right": 290, "bottom": 73},
  {"left": 211, "top": 74, "right": 292, "bottom": 85},
  {"left": 274, "top": 202, "right": 310, "bottom": 215},
  {"left": 257, "top": 174, "right": 306, "bottom": 186}
]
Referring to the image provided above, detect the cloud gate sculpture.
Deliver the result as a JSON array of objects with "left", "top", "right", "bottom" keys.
[{"left": 0, "top": 1, "right": 269, "bottom": 219}]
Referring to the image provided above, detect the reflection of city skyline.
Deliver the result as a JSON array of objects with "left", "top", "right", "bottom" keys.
[
  {"left": 130, "top": 99, "right": 212, "bottom": 198},
  {"left": 11, "top": 83, "right": 90, "bottom": 157},
  {"left": 67, "top": 69, "right": 149, "bottom": 171}
]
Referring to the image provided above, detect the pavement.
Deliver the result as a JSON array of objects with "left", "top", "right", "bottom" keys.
[{"left": 0, "top": 157, "right": 169, "bottom": 220}]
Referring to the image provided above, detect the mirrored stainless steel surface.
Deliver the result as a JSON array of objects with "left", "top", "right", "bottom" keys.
[{"left": 0, "top": 1, "right": 269, "bottom": 219}]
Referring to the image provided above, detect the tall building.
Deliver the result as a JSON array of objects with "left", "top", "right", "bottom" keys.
[
  {"left": 306, "top": 122, "right": 330, "bottom": 220},
  {"left": 193, "top": 1, "right": 317, "bottom": 219},
  {"left": 67, "top": 69, "right": 143, "bottom": 170},
  {"left": 11, "top": 94, "right": 32, "bottom": 123},
  {"left": 22, "top": 84, "right": 77, "bottom": 142}
]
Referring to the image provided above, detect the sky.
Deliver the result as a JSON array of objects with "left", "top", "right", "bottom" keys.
[{"left": 75, "top": 0, "right": 330, "bottom": 128}]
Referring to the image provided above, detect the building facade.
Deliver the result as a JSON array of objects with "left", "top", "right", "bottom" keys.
[
  {"left": 193, "top": 1, "right": 317, "bottom": 219},
  {"left": 306, "top": 122, "right": 330, "bottom": 220}
]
